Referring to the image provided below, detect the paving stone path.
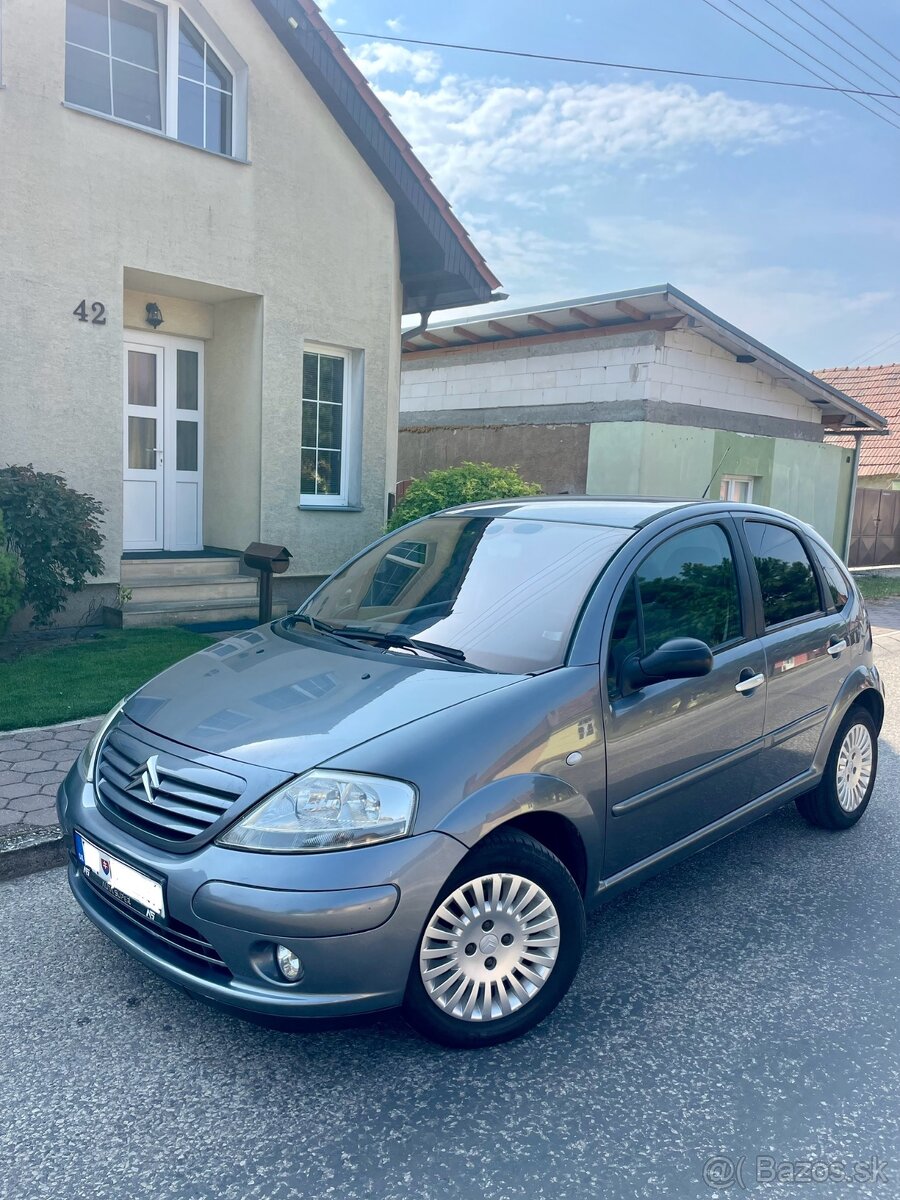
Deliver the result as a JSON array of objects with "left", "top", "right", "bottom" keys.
[{"left": 0, "top": 719, "right": 99, "bottom": 832}]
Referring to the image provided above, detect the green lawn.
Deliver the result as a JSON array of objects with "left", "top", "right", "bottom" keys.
[
  {"left": 855, "top": 574, "right": 900, "bottom": 602},
  {"left": 0, "top": 628, "right": 214, "bottom": 732}
]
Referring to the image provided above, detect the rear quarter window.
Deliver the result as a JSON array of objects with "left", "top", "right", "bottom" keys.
[{"left": 810, "top": 542, "right": 852, "bottom": 610}]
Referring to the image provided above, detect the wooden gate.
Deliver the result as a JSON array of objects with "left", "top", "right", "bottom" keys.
[{"left": 849, "top": 489, "right": 900, "bottom": 567}]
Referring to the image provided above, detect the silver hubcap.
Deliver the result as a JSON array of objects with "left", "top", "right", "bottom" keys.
[
  {"left": 419, "top": 872, "right": 560, "bottom": 1022},
  {"left": 836, "top": 722, "right": 873, "bottom": 812}
]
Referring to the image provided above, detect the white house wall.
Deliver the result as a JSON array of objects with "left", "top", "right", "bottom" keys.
[{"left": 1, "top": 0, "right": 402, "bottom": 582}]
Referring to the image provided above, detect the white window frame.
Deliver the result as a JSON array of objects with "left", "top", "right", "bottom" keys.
[
  {"left": 64, "top": 0, "right": 247, "bottom": 159},
  {"left": 299, "top": 344, "right": 355, "bottom": 509},
  {"left": 720, "top": 475, "right": 754, "bottom": 503}
]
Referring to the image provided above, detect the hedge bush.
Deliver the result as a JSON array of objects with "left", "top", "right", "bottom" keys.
[
  {"left": 0, "top": 465, "right": 105, "bottom": 627},
  {"left": 388, "top": 462, "right": 542, "bottom": 531},
  {"left": 0, "top": 512, "right": 22, "bottom": 635}
]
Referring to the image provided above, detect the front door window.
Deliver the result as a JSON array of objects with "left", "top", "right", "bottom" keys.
[{"left": 123, "top": 335, "right": 203, "bottom": 551}]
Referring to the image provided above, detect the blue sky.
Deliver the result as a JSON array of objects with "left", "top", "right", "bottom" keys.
[{"left": 319, "top": 0, "right": 900, "bottom": 370}]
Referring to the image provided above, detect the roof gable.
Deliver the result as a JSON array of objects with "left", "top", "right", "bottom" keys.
[
  {"left": 817, "top": 364, "right": 900, "bottom": 475},
  {"left": 252, "top": 0, "right": 499, "bottom": 313}
]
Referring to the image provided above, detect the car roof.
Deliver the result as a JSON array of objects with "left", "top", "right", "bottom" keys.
[
  {"left": 437, "top": 495, "right": 710, "bottom": 529},
  {"left": 436, "top": 495, "right": 815, "bottom": 531}
]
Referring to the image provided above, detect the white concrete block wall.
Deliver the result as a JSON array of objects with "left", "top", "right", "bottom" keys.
[
  {"left": 400, "top": 327, "right": 823, "bottom": 425},
  {"left": 400, "top": 336, "right": 660, "bottom": 414}
]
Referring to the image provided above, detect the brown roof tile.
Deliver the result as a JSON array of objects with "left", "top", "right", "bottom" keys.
[{"left": 816, "top": 364, "right": 900, "bottom": 476}]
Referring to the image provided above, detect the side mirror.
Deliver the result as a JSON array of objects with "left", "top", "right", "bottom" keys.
[{"left": 622, "top": 637, "right": 713, "bottom": 692}]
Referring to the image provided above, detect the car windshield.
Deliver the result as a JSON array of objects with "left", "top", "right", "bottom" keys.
[{"left": 295, "top": 515, "right": 631, "bottom": 673}]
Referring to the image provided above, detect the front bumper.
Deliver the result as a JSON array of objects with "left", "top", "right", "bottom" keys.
[{"left": 58, "top": 765, "right": 467, "bottom": 1019}]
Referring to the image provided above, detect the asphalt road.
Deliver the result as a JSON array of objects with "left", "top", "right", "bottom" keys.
[{"left": 2, "top": 651, "right": 899, "bottom": 1200}]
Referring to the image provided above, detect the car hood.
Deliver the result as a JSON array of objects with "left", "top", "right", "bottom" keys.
[{"left": 123, "top": 623, "right": 524, "bottom": 774}]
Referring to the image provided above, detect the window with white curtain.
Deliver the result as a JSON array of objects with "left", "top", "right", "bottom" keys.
[{"left": 64, "top": 0, "right": 243, "bottom": 157}]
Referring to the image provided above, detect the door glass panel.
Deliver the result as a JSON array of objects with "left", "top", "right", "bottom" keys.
[
  {"left": 176, "top": 350, "right": 199, "bottom": 409},
  {"left": 745, "top": 522, "right": 821, "bottom": 627},
  {"left": 637, "top": 524, "right": 741, "bottom": 653},
  {"left": 176, "top": 421, "right": 198, "bottom": 471},
  {"left": 128, "top": 351, "right": 157, "bottom": 406},
  {"left": 128, "top": 416, "right": 157, "bottom": 470}
]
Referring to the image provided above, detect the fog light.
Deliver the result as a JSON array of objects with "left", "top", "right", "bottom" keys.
[{"left": 276, "top": 944, "right": 302, "bottom": 982}]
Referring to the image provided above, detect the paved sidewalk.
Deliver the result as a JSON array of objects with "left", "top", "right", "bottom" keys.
[{"left": 0, "top": 719, "right": 99, "bottom": 831}]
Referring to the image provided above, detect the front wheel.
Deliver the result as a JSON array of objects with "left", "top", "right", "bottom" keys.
[
  {"left": 403, "top": 828, "right": 586, "bottom": 1048},
  {"left": 796, "top": 707, "right": 878, "bottom": 830}
]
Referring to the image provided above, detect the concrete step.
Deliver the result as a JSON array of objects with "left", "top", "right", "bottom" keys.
[
  {"left": 118, "top": 597, "right": 264, "bottom": 628},
  {"left": 124, "top": 575, "right": 258, "bottom": 605},
  {"left": 121, "top": 555, "right": 243, "bottom": 582}
]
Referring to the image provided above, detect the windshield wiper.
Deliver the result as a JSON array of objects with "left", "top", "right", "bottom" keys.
[
  {"left": 328, "top": 626, "right": 484, "bottom": 669},
  {"left": 285, "top": 615, "right": 482, "bottom": 669}
]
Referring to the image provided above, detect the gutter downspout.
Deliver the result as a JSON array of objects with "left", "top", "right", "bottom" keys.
[
  {"left": 843, "top": 431, "right": 863, "bottom": 563},
  {"left": 402, "top": 308, "right": 433, "bottom": 347}
]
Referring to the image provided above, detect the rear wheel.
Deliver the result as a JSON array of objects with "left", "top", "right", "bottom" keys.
[
  {"left": 403, "top": 828, "right": 585, "bottom": 1048},
  {"left": 796, "top": 707, "right": 878, "bottom": 830}
]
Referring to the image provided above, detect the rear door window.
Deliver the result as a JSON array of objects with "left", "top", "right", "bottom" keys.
[{"left": 745, "top": 521, "right": 821, "bottom": 627}]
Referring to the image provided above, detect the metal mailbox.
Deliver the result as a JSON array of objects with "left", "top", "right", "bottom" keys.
[{"left": 243, "top": 543, "right": 292, "bottom": 623}]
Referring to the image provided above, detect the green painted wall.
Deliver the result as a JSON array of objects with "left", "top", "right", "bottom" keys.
[
  {"left": 710, "top": 431, "right": 775, "bottom": 506},
  {"left": 586, "top": 419, "right": 851, "bottom": 550}
]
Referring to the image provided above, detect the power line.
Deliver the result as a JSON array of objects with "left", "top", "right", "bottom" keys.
[
  {"left": 784, "top": 0, "right": 900, "bottom": 91},
  {"left": 816, "top": 0, "right": 900, "bottom": 70},
  {"left": 336, "top": 29, "right": 900, "bottom": 99},
  {"left": 759, "top": 0, "right": 900, "bottom": 117},
  {"left": 847, "top": 330, "right": 900, "bottom": 367},
  {"left": 697, "top": 0, "right": 900, "bottom": 130}
]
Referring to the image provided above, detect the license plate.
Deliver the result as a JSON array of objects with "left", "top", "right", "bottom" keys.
[{"left": 74, "top": 832, "right": 165, "bottom": 919}]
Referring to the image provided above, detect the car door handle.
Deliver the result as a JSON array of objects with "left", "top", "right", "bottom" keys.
[
  {"left": 735, "top": 672, "right": 765, "bottom": 694},
  {"left": 827, "top": 638, "right": 848, "bottom": 657}
]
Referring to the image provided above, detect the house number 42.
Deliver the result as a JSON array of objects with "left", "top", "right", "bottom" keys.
[{"left": 73, "top": 299, "right": 107, "bottom": 325}]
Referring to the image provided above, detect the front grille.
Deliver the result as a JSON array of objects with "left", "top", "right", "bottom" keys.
[
  {"left": 96, "top": 725, "right": 245, "bottom": 846},
  {"left": 82, "top": 868, "right": 230, "bottom": 975}
]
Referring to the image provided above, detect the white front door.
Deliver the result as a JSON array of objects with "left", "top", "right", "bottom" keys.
[{"left": 123, "top": 334, "right": 204, "bottom": 551}]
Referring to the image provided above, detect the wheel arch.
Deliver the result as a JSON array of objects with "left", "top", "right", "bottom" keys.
[{"left": 432, "top": 773, "right": 601, "bottom": 899}]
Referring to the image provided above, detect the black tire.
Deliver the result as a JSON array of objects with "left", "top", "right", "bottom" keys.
[
  {"left": 403, "top": 828, "right": 586, "bottom": 1048},
  {"left": 796, "top": 706, "right": 878, "bottom": 830}
]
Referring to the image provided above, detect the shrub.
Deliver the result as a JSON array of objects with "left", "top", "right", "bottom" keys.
[
  {"left": 388, "top": 461, "right": 542, "bottom": 531},
  {"left": 0, "top": 512, "right": 23, "bottom": 635},
  {"left": 0, "top": 465, "right": 105, "bottom": 627}
]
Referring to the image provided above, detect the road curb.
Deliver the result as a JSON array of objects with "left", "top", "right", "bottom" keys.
[{"left": 0, "top": 825, "right": 66, "bottom": 882}]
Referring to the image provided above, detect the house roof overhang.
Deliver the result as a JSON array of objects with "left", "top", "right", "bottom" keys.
[
  {"left": 401, "top": 284, "right": 887, "bottom": 432},
  {"left": 252, "top": 0, "right": 500, "bottom": 314}
]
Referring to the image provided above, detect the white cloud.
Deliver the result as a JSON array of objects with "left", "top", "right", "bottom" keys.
[
  {"left": 587, "top": 216, "right": 749, "bottom": 272},
  {"left": 386, "top": 17, "right": 403, "bottom": 32},
  {"left": 351, "top": 41, "right": 441, "bottom": 85},
  {"left": 363, "top": 65, "right": 812, "bottom": 204}
]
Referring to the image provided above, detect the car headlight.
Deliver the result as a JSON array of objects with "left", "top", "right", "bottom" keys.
[
  {"left": 78, "top": 698, "right": 126, "bottom": 782},
  {"left": 217, "top": 771, "right": 417, "bottom": 853}
]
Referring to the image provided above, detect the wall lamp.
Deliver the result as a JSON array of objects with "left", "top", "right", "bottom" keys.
[{"left": 145, "top": 302, "right": 164, "bottom": 329}]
